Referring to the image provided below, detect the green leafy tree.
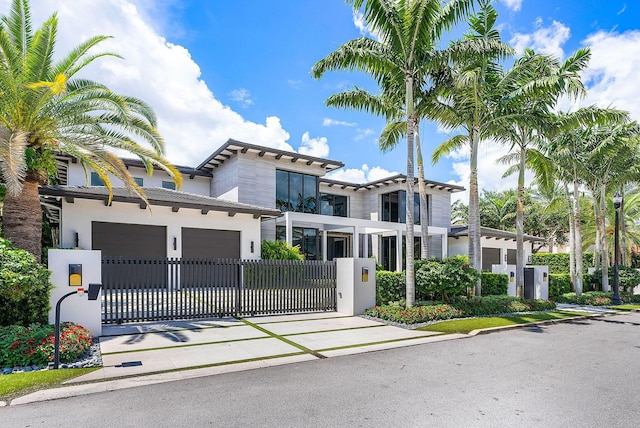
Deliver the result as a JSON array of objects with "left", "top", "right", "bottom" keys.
[
  {"left": 312, "top": 0, "right": 474, "bottom": 307},
  {"left": 261, "top": 240, "right": 304, "bottom": 261},
  {"left": 0, "top": 0, "right": 182, "bottom": 261}
]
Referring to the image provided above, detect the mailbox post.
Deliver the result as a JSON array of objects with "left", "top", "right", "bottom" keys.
[{"left": 53, "top": 284, "right": 101, "bottom": 369}]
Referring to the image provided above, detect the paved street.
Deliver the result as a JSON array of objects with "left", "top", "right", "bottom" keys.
[{"left": 2, "top": 312, "right": 640, "bottom": 427}]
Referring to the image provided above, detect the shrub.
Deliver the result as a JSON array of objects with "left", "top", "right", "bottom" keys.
[
  {"left": 0, "top": 322, "right": 92, "bottom": 367},
  {"left": 481, "top": 272, "right": 508, "bottom": 296},
  {"left": 530, "top": 252, "right": 594, "bottom": 274},
  {"left": 365, "top": 296, "right": 556, "bottom": 324},
  {"left": 553, "top": 291, "right": 612, "bottom": 306},
  {"left": 0, "top": 237, "right": 52, "bottom": 326},
  {"left": 260, "top": 240, "right": 304, "bottom": 261},
  {"left": 549, "top": 274, "right": 572, "bottom": 297},
  {"left": 376, "top": 270, "right": 406, "bottom": 305},
  {"left": 415, "top": 256, "right": 480, "bottom": 302},
  {"left": 590, "top": 267, "right": 640, "bottom": 293}
]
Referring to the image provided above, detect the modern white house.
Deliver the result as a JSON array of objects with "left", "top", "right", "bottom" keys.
[{"left": 40, "top": 139, "right": 465, "bottom": 270}]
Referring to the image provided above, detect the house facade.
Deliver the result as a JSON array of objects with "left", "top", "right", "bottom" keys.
[{"left": 40, "top": 139, "right": 464, "bottom": 269}]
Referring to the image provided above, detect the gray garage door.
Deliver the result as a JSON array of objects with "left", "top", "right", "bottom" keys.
[
  {"left": 182, "top": 228, "right": 240, "bottom": 259},
  {"left": 92, "top": 222, "right": 167, "bottom": 258}
]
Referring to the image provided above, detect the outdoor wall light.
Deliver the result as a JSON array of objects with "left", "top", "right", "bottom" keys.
[
  {"left": 504, "top": 254, "right": 507, "bottom": 262},
  {"left": 74, "top": 232, "right": 79, "bottom": 248},
  {"left": 509, "top": 272, "right": 515, "bottom": 282},
  {"left": 173, "top": 236, "right": 177, "bottom": 251},
  {"left": 251, "top": 241, "right": 254, "bottom": 253},
  {"left": 69, "top": 264, "right": 82, "bottom": 287},
  {"left": 362, "top": 267, "right": 369, "bottom": 282},
  {"left": 543, "top": 272, "right": 548, "bottom": 282}
]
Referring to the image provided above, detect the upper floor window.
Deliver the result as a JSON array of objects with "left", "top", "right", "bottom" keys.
[
  {"left": 381, "top": 191, "right": 423, "bottom": 224},
  {"left": 320, "top": 193, "right": 348, "bottom": 217},
  {"left": 133, "top": 177, "right": 144, "bottom": 186},
  {"left": 162, "top": 180, "right": 176, "bottom": 190},
  {"left": 90, "top": 172, "right": 104, "bottom": 186},
  {"left": 276, "top": 170, "right": 318, "bottom": 213}
]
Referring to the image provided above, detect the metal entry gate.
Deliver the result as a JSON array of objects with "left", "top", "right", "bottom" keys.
[{"left": 101, "top": 258, "right": 337, "bottom": 324}]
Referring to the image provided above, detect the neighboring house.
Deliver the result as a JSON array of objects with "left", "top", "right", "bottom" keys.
[
  {"left": 40, "top": 139, "right": 464, "bottom": 269},
  {"left": 448, "top": 224, "right": 546, "bottom": 271}
]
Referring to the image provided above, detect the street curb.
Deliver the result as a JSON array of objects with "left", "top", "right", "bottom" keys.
[
  {"left": 0, "top": 400, "right": 7, "bottom": 407},
  {"left": 467, "top": 313, "right": 608, "bottom": 336}
]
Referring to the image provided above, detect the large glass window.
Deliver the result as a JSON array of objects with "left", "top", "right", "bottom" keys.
[
  {"left": 90, "top": 172, "right": 104, "bottom": 186},
  {"left": 381, "top": 191, "right": 423, "bottom": 224},
  {"left": 276, "top": 226, "right": 320, "bottom": 260},
  {"left": 275, "top": 169, "right": 318, "bottom": 213},
  {"left": 320, "top": 193, "right": 348, "bottom": 217}
]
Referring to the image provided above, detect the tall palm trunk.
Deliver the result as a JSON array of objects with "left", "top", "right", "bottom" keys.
[
  {"left": 3, "top": 176, "right": 42, "bottom": 262},
  {"left": 620, "top": 192, "right": 627, "bottom": 266},
  {"left": 405, "top": 75, "right": 416, "bottom": 307},
  {"left": 564, "top": 183, "right": 576, "bottom": 289},
  {"left": 415, "top": 120, "right": 429, "bottom": 260},
  {"left": 599, "top": 185, "right": 609, "bottom": 291},
  {"left": 469, "top": 126, "right": 482, "bottom": 296},
  {"left": 592, "top": 193, "right": 601, "bottom": 270},
  {"left": 573, "top": 173, "right": 583, "bottom": 296},
  {"left": 516, "top": 144, "right": 526, "bottom": 298}
]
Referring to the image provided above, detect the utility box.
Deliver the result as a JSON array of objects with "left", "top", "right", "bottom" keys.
[
  {"left": 492, "top": 264, "right": 517, "bottom": 297},
  {"left": 524, "top": 265, "right": 549, "bottom": 300},
  {"left": 336, "top": 258, "right": 376, "bottom": 316}
]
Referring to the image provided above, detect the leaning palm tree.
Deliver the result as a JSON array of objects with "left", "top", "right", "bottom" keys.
[
  {"left": 312, "top": 0, "right": 474, "bottom": 307},
  {"left": 0, "top": 0, "right": 181, "bottom": 261}
]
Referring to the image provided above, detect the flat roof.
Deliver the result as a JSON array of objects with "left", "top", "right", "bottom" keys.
[
  {"left": 321, "top": 174, "right": 465, "bottom": 193},
  {"left": 449, "top": 224, "right": 545, "bottom": 242},
  {"left": 40, "top": 186, "right": 282, "bottom": 219},
  {"left": 196, "top": 139, "right": 345, "bottom": 173}
]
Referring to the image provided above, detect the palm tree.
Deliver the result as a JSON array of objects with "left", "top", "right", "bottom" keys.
[
  {"left": 312, "top": 0, "right": 474, "bottom": 307},
  {"left": 431, "top": 0, "right": 513, "bottom": 295},
  {"left": 494, "top": 48, "right": 590, "bottom": 297},
  {"left": 0, "top": 0, "right": 181, "bottom": 261}
]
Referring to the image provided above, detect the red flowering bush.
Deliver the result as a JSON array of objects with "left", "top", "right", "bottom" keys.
[{"left": 0, "top": 323, "right": 92, "bottom": 367}]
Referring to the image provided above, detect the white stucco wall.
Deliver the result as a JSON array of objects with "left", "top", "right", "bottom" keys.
[
  {"left": 66, "top": 162, "right": 210, "bottom": 195},
  {"left": 59, "top": 199, "right": 262, "bottom": 259}
]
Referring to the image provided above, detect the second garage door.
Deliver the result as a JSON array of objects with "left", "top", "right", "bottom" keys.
[
  {"left": 182, "top": 228, "right": 241, "bottom": 259},
  {"left": 92, "top": 222, "right": 167, "bottom": 258}
]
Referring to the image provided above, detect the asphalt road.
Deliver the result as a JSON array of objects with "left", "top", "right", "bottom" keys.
[{"left": 3, "top": 312, "right": 640, "bottom": 427}]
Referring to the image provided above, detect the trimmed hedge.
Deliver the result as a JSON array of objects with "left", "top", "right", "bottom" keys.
[
  {"left": 0, "top": 238, "right": 52, "bottom": 326},
  {"left": 365, "top": 296, "right": 557, "bottom": 324},
  {"left": 554, "top": 291, "right": 640, "bottom": 306},
  {"left": 375, "top": 270, "right": 406, "bottom": 305},
  {"left": 590, "top": 267, "right": 640, "bottom": 293},
  {"left": 530, "top": 252, "right": 594, "bottom": 274},
  {"left": 480, "top": 272, "right": 508, "bottom": 296},
  {"left": 549, "top": 274, "right": 572, "bottom": 297}
]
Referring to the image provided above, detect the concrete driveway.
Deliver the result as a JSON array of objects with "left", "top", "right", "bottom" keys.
[{"left": 69, "top": 312, "right": 460, "bottom": 383}]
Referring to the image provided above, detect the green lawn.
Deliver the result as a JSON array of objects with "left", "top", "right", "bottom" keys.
[
  {"left": 613, "top": 304, "right": 640, "bottom": 311},
  {"left": 0, "top": 368, "right": 97, "bottom": 401},
  {"left": 417, "top": 311, "right": 585, "bottom": 334}
]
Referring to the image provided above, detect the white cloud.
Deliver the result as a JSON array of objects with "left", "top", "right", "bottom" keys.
[
  {"left": 352, "top": 10, "right": 382, "bottom": 41},
  {"left": 510, "top": 19, "right": 570, "bottom": 59},
  {"left": 327, "top": 164, "right": 397, "bottom": 183},
  {"left": 580, "top": 30, "right": 640, "bottom": 120},
  {"left": 287, "top": 79, "right": 302, "bottom": 89},
  {"left": 229, "top": 88, "right": 254, "bottom": 107},
  {"left": 441, "top": 140, "right": 532, "bottom": 204},
  {"left": 502, "top": 0, "right": 523, "bottom": 12},
  {"left": 618, "top": 4, "right": 627, "bottom": 14},
  {"left": 354, "top": 128, "right": 375, "bottom": 141},
  {"left": 322, "top": 118, "right": 357, "bottom": 127},
  {"left": 14, "top": 0, "right": 294, "bottom": 167},
  {"left": 298, "top": 132, "right": 330, "bottom": 158}
]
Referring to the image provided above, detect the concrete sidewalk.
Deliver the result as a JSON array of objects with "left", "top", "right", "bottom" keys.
[{"left": 65, "top": 312, "right": 459, "bottom": 384}]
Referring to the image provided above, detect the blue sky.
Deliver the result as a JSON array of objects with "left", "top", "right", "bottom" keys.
[{"left": 9, "top": 0, "right": 640, "bottom": 201}]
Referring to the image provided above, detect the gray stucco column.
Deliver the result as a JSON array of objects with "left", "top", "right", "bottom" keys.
[{"left": 396, "top": 230, "right": 403, "bottom": 272}]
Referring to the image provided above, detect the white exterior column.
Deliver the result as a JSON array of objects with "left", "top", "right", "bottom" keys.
[
  {"left": 440, "top": 229, "right": 447, "bottom": 258},
  {"left": 362, "top": 231, "right": 369, "bottom": 258},
  {"left": 396, "top": 230, "right": 403, "bottom": 272},
  {"left": 352, "top": 226, "right": 360, "bottom": 259},
  {"left": 322, "top": 229, "right": 328, "bottom": 261},
  {"left": 285, "top": 212, "right": 293, "bottom": 246}
]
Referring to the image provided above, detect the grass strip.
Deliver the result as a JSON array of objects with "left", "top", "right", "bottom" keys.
[
  {"left": 100, "top": 335, "right": 267, "bottom": 356},
  {"left": 417, "top": 311, "right": 584, "bottom": 334},
  {"left": 237, "top": 317, "right": 326, "bottom": 359},
  {"left": 316, "top": 335, "right": 446, "bottom": 353},
  {"left": 612, "top": 304, "right": 640, "bottom": 311},
  {"left": 0, "top": 368, "right": 98, "bottom": 401}
]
